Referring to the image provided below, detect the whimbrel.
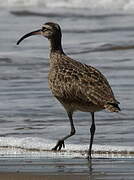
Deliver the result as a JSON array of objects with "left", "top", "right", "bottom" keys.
[{"left": 17, "top": 22, "right": 120, "bottom": 159}]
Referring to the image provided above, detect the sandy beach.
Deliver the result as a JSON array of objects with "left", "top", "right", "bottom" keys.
[{"left": 0, "top": 173, "right": 89, "bottom": 180}]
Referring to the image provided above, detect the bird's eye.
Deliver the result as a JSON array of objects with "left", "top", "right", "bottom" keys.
[
  {"left": 42, "top": 27, "right": 47, "bottom": 32},
  {"left": 42, "top": 27, "right": 51, "bottom": 32}
]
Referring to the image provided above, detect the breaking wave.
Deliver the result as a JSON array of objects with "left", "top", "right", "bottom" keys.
[{"left": 0, "top": 137, "right": 133, "bottom": 158}]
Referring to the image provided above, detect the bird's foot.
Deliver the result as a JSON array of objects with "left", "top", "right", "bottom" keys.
[
  {"left": 86, "top": 150, "right": 92, "bottom": 161},
  {"left": 52, "top": 140, "right": 65, "bottom": 151},
  {"left": 86, "top": 155, "right": 92, "bottom": 161}
]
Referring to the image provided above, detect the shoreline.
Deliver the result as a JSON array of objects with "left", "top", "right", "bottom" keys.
[{"left": 0, "top": 156, "right": 133, "bottom": 179}]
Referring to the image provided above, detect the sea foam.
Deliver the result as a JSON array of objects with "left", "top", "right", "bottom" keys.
[{"left": 0, "top": 136, "right": 133, "bottom": 158}]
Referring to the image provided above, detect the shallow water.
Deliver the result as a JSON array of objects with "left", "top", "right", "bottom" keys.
[{"left": 0, "top": 1, "right": 134, "bottom": 158}]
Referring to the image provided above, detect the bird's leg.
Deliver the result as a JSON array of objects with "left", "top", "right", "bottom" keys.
[
  {"left": 87, "top": 112, "right": 96, "bottom": 160},
  {"left": 52, "top": 111, "right": 75, "bottom": 151}
]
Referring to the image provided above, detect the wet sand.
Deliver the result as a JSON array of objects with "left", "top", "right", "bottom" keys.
[
  {"left": 0, "top": 156, "right": 134, "bottom": 180},
  {"left": 0, "top": 173, "right": 88, "bottom": 180}
]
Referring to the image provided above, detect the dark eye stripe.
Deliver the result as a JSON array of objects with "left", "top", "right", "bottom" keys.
[{"left": 42, "top": 26, "right": 51, "bottom": 31}]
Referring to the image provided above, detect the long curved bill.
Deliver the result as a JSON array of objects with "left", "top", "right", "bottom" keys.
[{"left": 17, "top": 29, "right": 41, "bottom": 45}]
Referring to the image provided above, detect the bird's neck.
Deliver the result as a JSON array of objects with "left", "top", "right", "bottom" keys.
[{"left": 49, "top": 36, "right": 64, "bottom": 54}]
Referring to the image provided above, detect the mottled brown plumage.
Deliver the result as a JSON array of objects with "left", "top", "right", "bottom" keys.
[
  {"left": 17, "top": 22, "right": 120, "bottom": 160},
  {"left": 49, "top": 52, "right": 119, "bottom": 113}
]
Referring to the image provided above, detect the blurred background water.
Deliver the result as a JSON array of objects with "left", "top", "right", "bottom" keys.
[{"left": 0, "top": 0, "right": 134, "bottom": 158}]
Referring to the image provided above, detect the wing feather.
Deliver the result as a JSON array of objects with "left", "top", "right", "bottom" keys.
[{"left": 49, "top": 55, "right": 119, "bottom": 108}]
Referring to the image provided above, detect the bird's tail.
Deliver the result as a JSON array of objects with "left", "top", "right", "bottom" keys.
[{"left": 104, "top": 103, "right": 121, "bottom": 112}]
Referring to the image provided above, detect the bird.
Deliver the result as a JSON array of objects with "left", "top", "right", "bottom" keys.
[{"left": 17, "top": 22, "right": 120, "bottom": 160}]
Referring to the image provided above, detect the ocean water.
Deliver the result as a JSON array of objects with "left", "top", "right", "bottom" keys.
[{"left": 0, "top": 0, "right": 134, "bottom": 159}]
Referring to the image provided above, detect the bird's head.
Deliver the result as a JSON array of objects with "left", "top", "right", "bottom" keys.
[
  {"left": 17, "top": 22, "right": 62, "bottom": 45},
  {"left": 41, "top": 22, "right": 62, "bottom": 39}
]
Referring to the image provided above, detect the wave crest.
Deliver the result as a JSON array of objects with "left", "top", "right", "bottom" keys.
[{"left": 1, "top": 0, "right": 134, "bottom": 10}]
